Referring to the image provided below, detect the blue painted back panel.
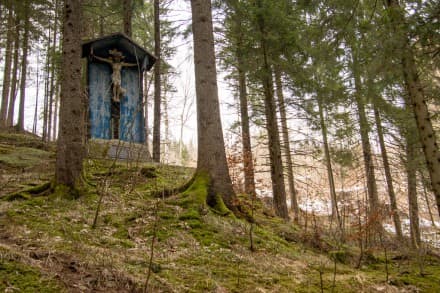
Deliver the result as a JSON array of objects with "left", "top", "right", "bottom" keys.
[
  {"left": 89, "top": 63, "right": 111, "bottom": 139},
  {"left": 120, "top": 67, "right": 145, "bottom": 143}
]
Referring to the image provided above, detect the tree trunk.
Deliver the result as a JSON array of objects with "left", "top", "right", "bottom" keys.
[
  {"left": 386, "top": 0, "right": 440, "bottom": 218},
  {"left": 351, "top": 49, "right": 380, "bottom": 218},
  {"left": 48, "top": 0, "right": 59, "bottom": 141},
  {"left": 163, "top": 95, "right": 169, "bottom": 159},
  {"left": 0, "top": 7, "right": 14, "bottom": 128},
  {"left": 56, "top": 0, "right": 84, "bottom": 188},
  {"left": 274, "top": 66, "right": 299, "bottom": 223},
  {"left": 144, "top": 74, "right": 150, "bottom": 152},
  {"left": 17, "top": 0, "right": 30, "bottom": 132},
  {"left": 42, "top": 28, "right": 51, "bottom": 142},
  {"left": 7, "top": 15, "right": 20, "bottom": 128},
  {"left": 52, "top": 83, "right": 60, "bottom": 139},
  {"left": 122, "top": 0, "right": 132, "bottom": 37},
  {"left": 374, "top": 104, "right": 403, "bottom": 240},
  {"left": 256, "top": 0, "right": 288, "bottom": 219},
  {"left": 405, "top": 135, "right": 421, "bottom": 248},
  {"left": 190, "top": 0, "right": 237, "bottom": 209},
  {"left": 33, "top": 53, "right": 40, "bottom": 134},
  {"left": 420, "top": 171, "right": 437, "bottom": 227},
  {"left": 317, "top": 95, "right": 342, "bottom": 231},
  {"left": 152, "top": 0, "right": 161, "bottom": 162},
  {"left": 234, "top": 14, "right": 256, "bottom": 197}
]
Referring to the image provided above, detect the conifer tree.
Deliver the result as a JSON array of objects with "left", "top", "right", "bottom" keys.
[
  {"left": 190, "top": 0, "right": 237, "bottom": 210},
  {"left": 56, "top": 0, "right": 84, "bottom": 188}
]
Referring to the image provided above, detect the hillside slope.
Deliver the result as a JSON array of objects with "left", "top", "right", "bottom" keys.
[{"left": 0, "top": 132, "right": 439, "bottom": 292}]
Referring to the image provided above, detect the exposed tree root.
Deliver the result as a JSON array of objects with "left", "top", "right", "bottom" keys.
[{"left": 5, "top": 182, "right": 52, "bottom": 201}]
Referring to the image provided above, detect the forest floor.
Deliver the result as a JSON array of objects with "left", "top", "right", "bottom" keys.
[{"left": 1, "top": 131, "right": 440, "bottom": 292}]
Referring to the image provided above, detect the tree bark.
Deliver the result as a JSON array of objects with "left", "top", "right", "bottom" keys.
[
  {"left": 7, "top": 15, "right": 20, "bottom": 128},
  {"left": 405, "top": 135, "right": 421, "bottom": 248},
  {"left": 256, "top": 0, "right": 288, "bottom": 219},
  {"left": 374, "top": 105, "right": 403, "bottom": 240},
  {"left": 152, "top": 0, "right": 161, "bottom": 162},
  {"left": 42, "top": 28, "right": 52, "bottom": 142},
  {"left": 420, "top": 171, "right": 437, "bottom": 227},
  {"left": 17, "top": 0, "right": 30, "bottom": 132},
  {"left": 56, "top": 0, "right": 84, "bottom": 188},
  {"left": 233, "top": 10, "right": 256, "bottom": 197},
  {"left": 122, "top": 0, "right": 132, "bottom": 37},
  {"left": 144, "top": 74, "right": 150, "bottom": 152},
  {"left": 386, "top": 0, "right": 440, "bottom": 218},
  {"left": 190, "top": 0, "right": 237, "bottom": 209},
  {"left": 48, "top": 0, "right": 59, "bottom": 141},
  {"left": 0, "top": 7, "right": 14, "bottom": 128},
  {"left": 317, "top": 95, "right": 342, "bottom": 231},
  {"left": 274, "top": 66, "right": 299, "bottom": 223},
  {"left": 351, "top": 49, "right": 380, "bottom": 217},
  {"left": 33, "top": 53, "right": 40, "bottom": 134},
  {"left": 52, "top": 83, "right": 60, "bottom": 139}
]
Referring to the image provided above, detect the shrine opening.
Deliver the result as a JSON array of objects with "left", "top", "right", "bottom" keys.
[{"left": 82, "top": 33, "right": 156, "bottom": 143}]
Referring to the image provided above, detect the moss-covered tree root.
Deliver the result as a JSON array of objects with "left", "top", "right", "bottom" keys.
[{"left": 6, "top": 182, "right": 52, "bottom": 201}]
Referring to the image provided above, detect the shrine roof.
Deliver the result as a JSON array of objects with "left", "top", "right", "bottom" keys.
[{"left": 82, "top": 32, "right": 156, "bottom": 71}]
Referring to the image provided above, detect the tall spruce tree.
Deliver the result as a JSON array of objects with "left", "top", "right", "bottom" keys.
[
  {"left": 152, "top": 0, "right": 161, "bottom": 162},
  {"left": 190, "top": 0, "right": 237, "bottom": 210},
  {"left": 385, "top": 0, "right": 440, "bottom": 217},
  {"left": 56, "top": 0, "right": 84, "bottom": 188}
]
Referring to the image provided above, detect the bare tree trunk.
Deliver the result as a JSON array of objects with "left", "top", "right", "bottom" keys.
[
  {"left": 143, "top": 74, "right": 150, "bottom": 151},
  {"left": 274, "top": 66, "right": 299, "bottom": 223},
  {"left": 7, "top": 16, "right": 20, "bottom": 128},
  {"left": 351, "top": 49, "right": 380, "bottom": 219},
  {"left": 152, "top": 0, "right": 161, "bottom": 162},
  {"left": 405, "top": 135, "right": 421, "bottom": 248},
  {"left": 1, "top": 7, "right": 14, "bottom": 128},
  {"left": 48, "top": 0, "right": 59, "bottom": 141},
  {"left": 374, "top": 105, "right": 403, "bottom": 240},
  {"left": 52, "top": 83, "right": 60, "bottom": 139},
  {"left": 255, "top": 0, "right": 288, "bottom": 219},
  {"left": 33, "top": 53, "right": 41, "bottom": 134},
  {"left": 56, "top": 0, "right": 84, "bottom": 188},
  {"left": 234, "top": 18, "right": 256, "bottom": 197},
  {"left": 42, "top": 28, "right": 51, "bottom": 141},
  {"left": 386, "top": 0, "right": 440, "bottom": 218},
  {"left": 317, "top": 95, "right": 342, "bottom": 232},
  {"left": 420, "top": 171, "right": 437, "bottom": 227},
  {"left": 190, "top": 0, "right": 237, "bottom": 209},
  {"left": 178, "top": 79, "right": 193, "bottom": 163},
  {"left": 17, "top": 0, "right": 30, "bottom": 132},
  {"left": 163, "top": 94, "right": 169, "bottom": 160},
  {"left": 122, "top": 0, "right": 132, "bottom": 37}
]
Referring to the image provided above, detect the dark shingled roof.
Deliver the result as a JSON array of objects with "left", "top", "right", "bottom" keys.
[{"left": 82, "top": 32, "right": 156, "bottom": 71}]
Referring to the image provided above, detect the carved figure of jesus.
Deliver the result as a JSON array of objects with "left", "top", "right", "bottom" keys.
[{"left": 92, "top": 49, "right": 137, "bottom": 102}]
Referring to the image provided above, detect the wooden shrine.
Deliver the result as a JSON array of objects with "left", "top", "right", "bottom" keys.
[{"left": 82, "top": 33, "right": 156, "bottom": 144}]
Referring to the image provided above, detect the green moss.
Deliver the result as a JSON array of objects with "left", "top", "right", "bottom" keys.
[
  {"left": 180, "top": 172, "right": 210, "bottom": 207},
  {"left": 0, "top": 259, "right": 64, "bottom": 292},
  {"left": 179, "top": 209, "right": 201, "bottom": 221},
  {"left": 0, "top": 144, "right": 53, "bottom": 168},
  {"left": 113, "top": 226, "right": 129, "bottom": 239},
  {"left": 210, "top": 193, "right": 230, "bottom": 216},
  {"left": 0, "top": 132, "right": 51, "bottom": 149},
  {"left": 52, "top": 184, "right": 80, "bottom": 199},
  {"left": 329, "top": 249, "right": 349, "bottom": 264},
  {"left": 6, "top": 182, "right": 52, "bottom": 201}
]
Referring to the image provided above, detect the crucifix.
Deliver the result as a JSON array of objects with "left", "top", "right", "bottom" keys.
[
  {"left": 92, "top": 49, "right": 138, "bottom": 102},
  {"left": 92, "top": 49, "right": 138, "bottom": 138}
]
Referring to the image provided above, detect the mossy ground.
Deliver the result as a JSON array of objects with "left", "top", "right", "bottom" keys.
[{"left": 0, "top": 132, "right": 439, "bottom": 292}]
